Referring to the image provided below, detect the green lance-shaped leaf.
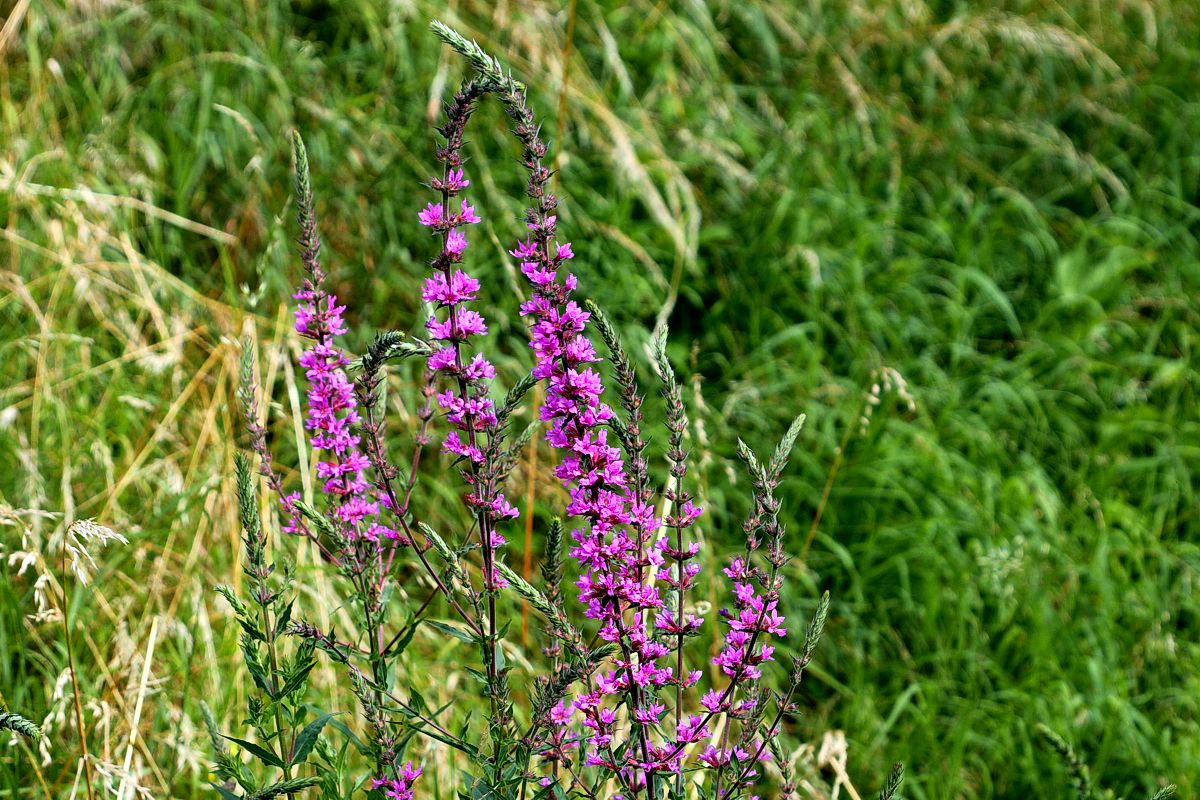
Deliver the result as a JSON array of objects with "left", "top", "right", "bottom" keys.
[
  {"left": 220, "top": 734, "right": 285, "bottom": 769},
  {"left": 289, "top": 712, "right": 338, "bottom": 767},
  {"left": 426, "top": 619, "right": 477, "bottom": 645}
]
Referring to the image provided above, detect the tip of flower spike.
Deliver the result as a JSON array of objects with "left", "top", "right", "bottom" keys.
[
  {"left": 429, "top": 20, "right": 456, "bottom": 42},
  {"left": 291, "top": 131, "right": 312, "bottom": 204},
  {"left": 290, "top": 129, "right": 306, "bottom": 165}
]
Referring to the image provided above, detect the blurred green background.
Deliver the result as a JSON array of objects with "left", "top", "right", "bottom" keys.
[{"left": 1, "top": 0, "right": 1197, "bottom": 797}]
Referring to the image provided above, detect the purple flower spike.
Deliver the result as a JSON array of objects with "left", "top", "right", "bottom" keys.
[{"left": 293, "top": 266, "right": 394, "bottom": 544}]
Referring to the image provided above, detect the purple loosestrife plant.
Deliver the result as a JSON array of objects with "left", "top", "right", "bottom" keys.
[
  {"left": 429, "top": 25, "right": 831, "bottom": 798},
  {"left": 212, "top": 21, "right": 904, "bottom": 800}
]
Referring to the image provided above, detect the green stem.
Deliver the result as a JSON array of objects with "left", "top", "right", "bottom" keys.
[
  {"left": 60, "top": 535, "right": 97, "bottom": 800},
  {"left": 260, "top": 598, "right": 297, "bottom": 799}
]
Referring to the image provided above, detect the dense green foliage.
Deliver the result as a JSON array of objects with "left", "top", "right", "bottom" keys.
[{"left": 1, "top": 1, "right": 1196, "bottom": 798}]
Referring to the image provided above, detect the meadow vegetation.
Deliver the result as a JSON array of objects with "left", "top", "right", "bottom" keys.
[{"left": 1, "top": 1, "right": 1197, "bottom": 797}]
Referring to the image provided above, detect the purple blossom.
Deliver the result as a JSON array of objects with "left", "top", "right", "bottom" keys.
[
  {"left": 292, "top": 281, "right": 394, "bottom": 542},
  {"left": 417, "top": 202, "right": 443, "bottom": 228},
  {"left": 431, "top": 167, "right": 470, "bottom": 193},
  {"left": 370, "top": 762, "right": 422, "bottom": 800},
  {"left": 422, "top": 269, "right": 481, "bottom": 306},
  {"left": 445, "top": 228, "right": 468, "bottom": 256},
  {"left": 443, "top": 430, "right": 483, "bottom": 463},
  {"left": 418, "top": 199, "right": 481, "bottom": 230},
  {"left": 458, "top": 200, "right": 481, "bottom": 225},
  {"left": 426, "top": 309, "right": 487, "bottom": 341}
]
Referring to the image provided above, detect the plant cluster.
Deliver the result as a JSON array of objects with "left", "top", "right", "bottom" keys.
[{"left": 208, "top": 22, "right": 896, "bottom": 800}]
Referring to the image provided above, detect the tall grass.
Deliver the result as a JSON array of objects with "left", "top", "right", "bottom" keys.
[{"left": 1, "top": 0, "right": 1197, "bottom": 797}]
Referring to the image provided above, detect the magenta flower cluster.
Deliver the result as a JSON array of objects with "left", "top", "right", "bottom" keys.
[
  {"left": 370, "top": 762, "right": 423, "bottom": 800},
  {"left": 292, "top": 273, "right": 395, "bottom": 544},
  {"left": 417, "top": 164, "right": 520, "bottom": 585},
  {"left": 514, "top": 228, "right": 687, "bottom": 762},
  {"left": 714, "top": 557, "right": 787, "bottom": 681},
  {"left": 507, "top": 195, "right": 767, "bottom": 790},
  {"left": 496, "top": 103, "right": 783, "bottom": 793}
]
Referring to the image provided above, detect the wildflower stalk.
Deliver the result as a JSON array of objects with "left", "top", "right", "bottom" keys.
[
  {"left": 723, "top": 591, "right": 830, "bottom": 797},
  {"left": 58, "top": 531, "right": 96, "bottom": 800},
  {"left": 237, "top": 453, "right": 299, "bottom": 798},
  {"left": 416, "top": 73, "right": 523, "bottom": 783},
  {"left": 652, "top": 330, "right": 705, "bottom": 798},
  {"left": 708, "top": 419, "right": 804, "bottom": 798},
  {"left": 290, "top": 132, "right": 417, "bottom": 785},
  {"left": 445, "top": 32, "right": 661, "bottom": 794},
  {"left": 432, "top": 22, "right": 695, "bottom": 796}
]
